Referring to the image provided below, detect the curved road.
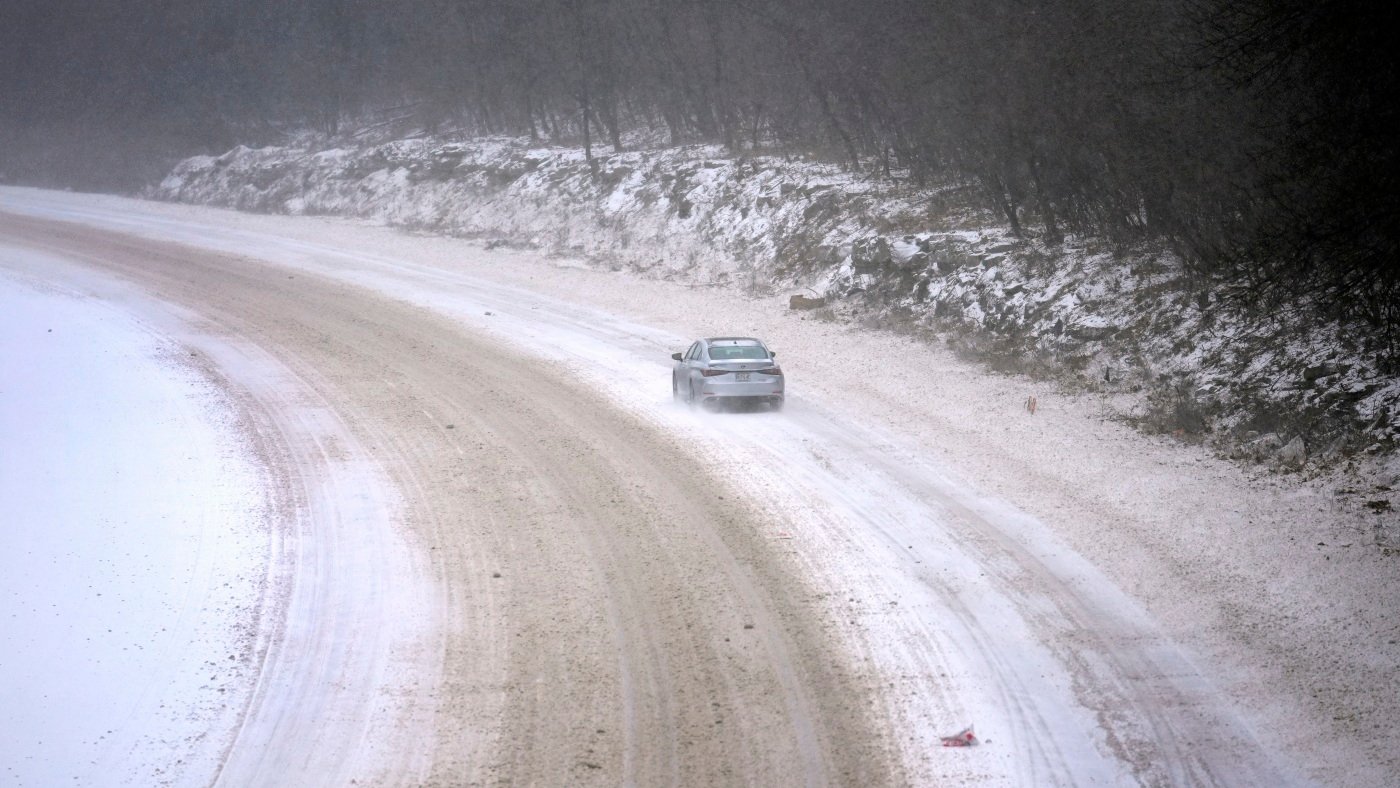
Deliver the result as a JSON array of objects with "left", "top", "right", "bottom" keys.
[
  {"left": 0, "top": 212, "right": 889, "bottom": 786},
  {"left": 1, "top": 199, "right": 1329, "bottom": 786}
]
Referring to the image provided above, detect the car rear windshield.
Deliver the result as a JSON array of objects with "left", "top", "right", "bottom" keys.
[{"left": 708, "top": 345, "right": 769, "bottom": 360}]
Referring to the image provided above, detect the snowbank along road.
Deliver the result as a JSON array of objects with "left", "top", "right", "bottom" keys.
[{"left": 1, "top": 187, "right": 1396, "bottom": 787}]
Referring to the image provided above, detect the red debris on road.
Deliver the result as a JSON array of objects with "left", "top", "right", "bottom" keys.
[{"left": 941, "top": 726, "right": 978, "bottom": 747}]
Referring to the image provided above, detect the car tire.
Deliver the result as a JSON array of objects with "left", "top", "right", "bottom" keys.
[
  {"left": 770, "top": 398, "right": 785, "bottom": 412},
  {"left": 672, "top": 375, "right": 683, "bottom": 403}
]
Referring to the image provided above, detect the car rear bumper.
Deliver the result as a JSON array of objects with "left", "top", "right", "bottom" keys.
[{"left": 699, "top": 379, "right": 784, "bottom": 400}]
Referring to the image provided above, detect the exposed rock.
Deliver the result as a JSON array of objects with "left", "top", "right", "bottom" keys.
[
  {"left": 597, "top": 165, "right": 634, "bottom": 189},
  {"left": 851, "top": 237, "right": 892, "bottom": 274},
  {"left": 901, "top": 250, "right": 930, "bottom": 271},
  {"left": 913, "top": 278, "right": 931, "bottom": 303},
  {"left": 1067, "top": 323, "right": 1117, "bottom": 341},
  {"left": 802, "top": 195, "right": 837, "bottom": 222},
  {"left": 1379, "top": 455, "right": 1400, "bottom": 488},
  {"left": 1277, "top": 436, "right": 1307, "bottom": 469},
  {"left": 1344, "top": 383, "right": 1382, "bottom": 402},
  {"left": 789, "top": 294, "right": 827, "bottom": 310},
  {"left": 929, "top": 243, "right": 979, "bottom": 274},
  {"left": 1246, "top": 433, "right": 1284, "bottom": 463},
  {"left": 1303, "top": 364, "right": 1340, "bottom": 382}
]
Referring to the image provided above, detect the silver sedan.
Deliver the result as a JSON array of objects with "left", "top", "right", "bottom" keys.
[{"left": 671, "top": 337, "right": 784, "bottom": 411}]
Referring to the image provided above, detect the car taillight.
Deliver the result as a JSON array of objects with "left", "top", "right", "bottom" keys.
[
  {"left": 701, "top": 368, "right": 729, "bottom": 377},
  {"left": 756, "top": 367, "right": 783, "bottom": 376}
]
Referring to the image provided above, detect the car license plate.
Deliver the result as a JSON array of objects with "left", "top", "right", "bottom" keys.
[{"left": 735, "top": 372, "right": 751, "bottom": 381}]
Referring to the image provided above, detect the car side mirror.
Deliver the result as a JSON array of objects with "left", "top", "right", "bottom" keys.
[
  {"left": 770, "top": 351, "right": 777, "bottom": 358},
  {"left": 671, "top": 352, "right": 683, "bottom": 361}
]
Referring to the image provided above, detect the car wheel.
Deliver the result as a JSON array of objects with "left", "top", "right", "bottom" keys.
[
  {"left": 688, "top": 381, "right": 700, "bottom": 408},
  {"left": 770, "top": 398, "right": 785, "bottom": 412},
  {"left": 672, "top": 375, "right": 683, "bottom": 402}
]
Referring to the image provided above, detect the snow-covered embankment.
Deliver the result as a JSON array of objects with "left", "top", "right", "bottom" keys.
[{"left": 153, "top": 136, "right": 1399, "bottom": 466}]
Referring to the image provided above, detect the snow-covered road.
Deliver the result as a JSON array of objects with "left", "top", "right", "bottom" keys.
[{"left": 2, "top": 186, "right": 1396, "bottom": 786}]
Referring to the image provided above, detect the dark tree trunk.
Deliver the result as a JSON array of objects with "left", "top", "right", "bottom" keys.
[
  {"left": 597, "top": 98, "right": 622, "bottom": 152},
  {"left": 1028, "top": 153, "right": 1063, "bottom": 244},
  {"left": 523, "top": 86, "right": 539, "bottom": 142},
  {"left": 984, "top": 174, "right": 1023, "bottom": 237},
  {"left": 580, "top": 95, "right": 595, "bottom": 176}
]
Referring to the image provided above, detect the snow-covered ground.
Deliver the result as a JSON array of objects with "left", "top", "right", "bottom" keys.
[
  {"left": 1, "top": 231, "right": 440, "bottom": 787},
  {"left": 0, "top": 253, "right": 266, "bottom": 786},
  {"left": 2, "top": 186, "right": 1397, "bottom": 785}
]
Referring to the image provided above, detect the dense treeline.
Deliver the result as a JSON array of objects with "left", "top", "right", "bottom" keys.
[{"left": 2, "top": 0, "right": 1395, "bottom": 336}]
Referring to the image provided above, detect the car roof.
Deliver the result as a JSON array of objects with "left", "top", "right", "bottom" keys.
[{"left": 704, "top": 337, "right": 765, "bottom": 345}]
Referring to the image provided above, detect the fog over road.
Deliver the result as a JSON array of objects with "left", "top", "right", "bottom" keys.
[{"left": 4, "top": 189, "right": 1394, "bottom": 786}]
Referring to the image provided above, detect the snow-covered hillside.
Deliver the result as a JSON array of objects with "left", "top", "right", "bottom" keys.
[{"left": 153, "top": 136, "right": 1399, "bottom": 471}]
